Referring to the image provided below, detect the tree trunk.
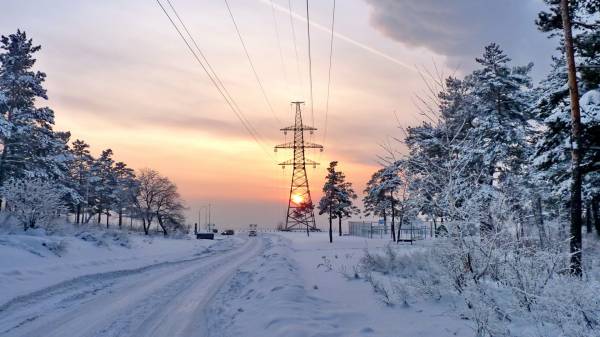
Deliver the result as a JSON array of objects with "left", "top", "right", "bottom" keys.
[
  {"left": 0, "top": 142, "right": 10, "bottom": 204},
  {"left": 76, "top": 205, "right": 81, "bottom": 224},
  {"left": 585, "top": 203, "right": 592, "bottom": 233},
  {"left": 383, "top": 213, "right": 388, "bottom": 235},
  {"left": 561, "top": 0, "right": 583, "bottom": 277},
  {"left": 390, "top": 194, "right": 396, "bottom": 242},
  {"left": 432, "top": 217, "right": 437, "bottom": 238},
  {"left": 338, "top": 215, "right": 342, "bottom": 236},
  {"left": 142, "top": 218, "right": 149, "bottom": 235},
  {"left": 592, "top": 197, "right": 600, "bottom": 237},
  {"left": 97, "top": 211, "right": 101, "bottom": 224},
  {"left": 397, "top": 207, "right": 405, "bottom": 243},
  {"left": 534, "top": 195, "right": 547, "bottom": 249},
  {"left": 157, "top": 213, "right": 168, "bottom": 236},
  {"left": 328, "top": 210, "right": 333, "bottom": 243},
  {"left": 118, "top": 209, "right": 123, "bottom": 229},
  {"left": 106, "top": 210, "right": 110, "bottom": 229}
]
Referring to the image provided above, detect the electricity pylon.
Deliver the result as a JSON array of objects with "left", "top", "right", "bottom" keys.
[{"left": 275, "top": 102, "right": 323, "bottom": 231}]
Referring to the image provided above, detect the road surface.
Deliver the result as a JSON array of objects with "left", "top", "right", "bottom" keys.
[{"left": 0, "top": 236, "right": 263, "bottom": 337}]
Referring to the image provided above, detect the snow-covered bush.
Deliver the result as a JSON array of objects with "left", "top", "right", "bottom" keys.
[
  {"left": 42, "top": 239, "right": 68, "bottom": 256},
  {"left": 359, "top": 230, "right": 600, "bottom": 337},
  {"left": 1, "top": 178, "right": 66, "bottom": 231},
  {"left": 75, "top": 229, "right": 132, "bottom": 248}
]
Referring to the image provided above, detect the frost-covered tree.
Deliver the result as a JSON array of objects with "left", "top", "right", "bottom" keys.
[
  {"left": 535, "top": 2, "right": 600, "bottom": 239},
  {"left": 0, "top": 30, "right": 70, "bottom": 206},
  {"left": 363, "top": 168, "right": 390, "bottom": 232},
  {"left": 1, "top": 178, "right": 66, "bottom": 230},
  {"left": 404, "top": 122, "right": 449, "bottom": 231},
  {"left": 90, "top": 149, "right": 117, "bottom": 226},
  {"left": 111, "top": 161, "right": 138, "bottom": 229},
  {"left": 450, "top": 44, "right": 534, "bottom": 234},
  {"left": 536, "top": 0, "right": 600, "bottom": 274},
  {"left": 318, "top": 161, "right": 358, "bottom": 243},
  {"left": 66, "top": 139, "right": 94, "bottom": 224},
  {"left": 368, "top": 161, "right": 405, "bottom": 242},
  {"left": 134, "top": 168, "right": 185, "bottom": 236}
]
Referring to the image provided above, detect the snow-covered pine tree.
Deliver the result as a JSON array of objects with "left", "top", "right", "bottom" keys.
[
  {"left": 90, "top": 149, "right": 117, "bottom": 226},
  {"left": 318, "top": 161, "right": 358, "bottom": 243},
  {"left": 372, "top": 161, "right": 405, "bottom": 242},
  {"left": 0, "top": 31, "right": 71, "bottom": 209},
  {"left": 536, "top": 1, "right": 600, "bottom": 237},
  {"left": 363, "top": 168, "right": 391, "bottom": 237},
  {"left": 404, "top": 122, "right": 448, "bottom": 233},
  {"left": 459, "top": 44, "right": 534, "bottom": 234},
  {"left": 67, "top": 139, "right": 94, "bottom": 224},
  {"left": 111, "top": 161, "right": 138, "bottom": 229}
]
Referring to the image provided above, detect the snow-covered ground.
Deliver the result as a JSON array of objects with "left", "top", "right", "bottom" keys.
[
  {"left": 1, "top": 230, "right": 469, "bottom": 337},
  {"left": 208, "top": 232, "right": 470, "bottom": 337},
  {"left": 0, "top": 229, "right": 221, "bottom": 305}
]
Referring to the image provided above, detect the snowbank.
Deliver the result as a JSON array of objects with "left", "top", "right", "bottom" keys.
[{"left": 0, "top": 228, "right": 220, "bottom": 305}]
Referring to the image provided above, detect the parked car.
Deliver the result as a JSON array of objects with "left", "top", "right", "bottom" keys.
[
  {"left": 248, "top": 230, "right": 257, "bottom": 237},
  {"left": 221, "top": 229, "right": 235, "bottom": 235}
]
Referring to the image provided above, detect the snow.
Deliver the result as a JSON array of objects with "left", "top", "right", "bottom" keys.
[
  {"left": 207, "top": 232, "right": 469, "bottom": 337},
  {"left": 1, "top": 230, "right": 471, "bottom": 336},
  {"left": 0, "top": 229, "right": 220, "bottom": 305},
  {"left": 581, "top": 89, "right": 600, "bottom": 123},
  {"left": 8, "top": 228, "right": 592, "bottom": 336}
]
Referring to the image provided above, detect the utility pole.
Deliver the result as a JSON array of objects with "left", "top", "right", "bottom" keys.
[
  {"left": 560, "top": 0, "right": 583, "bottom": 277},
  {"left": 275, "top": 102, "right": 323, "bottom": 232},
  {"left": 208, "top": 203, "right": 212, "bottom": 231},
  {"left": 198, "top": 206, "right": 202, "bottom": 230}
]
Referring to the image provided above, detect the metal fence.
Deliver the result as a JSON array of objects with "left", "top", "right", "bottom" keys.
[{"left": 348, "top": 221, "right": 428, "bottom": 241}]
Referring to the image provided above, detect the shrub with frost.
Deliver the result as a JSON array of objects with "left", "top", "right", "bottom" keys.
[{"left": 1, "top": 178, "right": 66, "bottom": 231}]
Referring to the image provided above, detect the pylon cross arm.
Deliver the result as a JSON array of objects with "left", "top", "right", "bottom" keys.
[
  {"left": 280, "top": 126, "right": 317, "bottom": 132},
  {"left": 274, "top": 142, "right": 294, "bottom": 149}
]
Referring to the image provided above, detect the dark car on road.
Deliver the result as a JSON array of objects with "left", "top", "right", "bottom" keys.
[{"left": 221, "top": 229, "right": 235, "bottom": 235}]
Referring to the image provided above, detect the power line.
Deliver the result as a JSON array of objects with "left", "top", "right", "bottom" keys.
[
  {"left": 288, "top": 0, "right": 302, "bottom": 98},
  {"left": 155, "top": 0, "right": 273, "bottom": 158},
  {"left": 322, "top": 0, "right": 336, "bottom": 150},
  {"left": 164, "top": 0, "right": 260, "bottom": 142},
  {"left": 305, "top": 0, "right": 314, "bottom": 127},
  {"left": 223, "top": 0, "right": 281, "bottom": 124},
  {"left": 269, "top": 0, "right": 289, "bottom": 98}
]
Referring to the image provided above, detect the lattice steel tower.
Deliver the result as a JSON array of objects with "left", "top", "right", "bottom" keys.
[{"left": 275, "top": 102, "right": 323, "bottom": 231}]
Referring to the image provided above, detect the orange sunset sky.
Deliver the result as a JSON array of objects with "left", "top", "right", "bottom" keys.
[{"left": 1, "top": 0, "right": 555, "bottom": 227}]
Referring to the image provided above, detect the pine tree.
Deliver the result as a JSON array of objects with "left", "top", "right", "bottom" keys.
[
  {"left": 0, "top": 30, "right": 70, "bottom": 209},
  {"left": 467, "top": 43, "right": 533, "bottom": 185},
  {"left": 458, "top": 44, "right": 534, "bottom": 233},
  {"left": 363, "top": 168, "right": 390, "bottom": 236},
  {"left": 536, "top": 1, "right": 600, "bottom": 245},
  {"left": 318, "top": 161, "right": 358, "bottom": 243},
  {"left": 112, "top": 161, "right": 137, "bottom": 229},
  {"left": 67, "top": 139, "right": 94, "bottom": 224},
  {"left": 371, "top": 161, "right": 405, "bottom": 242},
  {"left": 91, "top": 149, "right": 117, "bottom": 226}
]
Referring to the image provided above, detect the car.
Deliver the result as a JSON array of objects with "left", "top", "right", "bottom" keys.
[
  {"left": 248, "top": 230, "right": 257, "bottom": 237},
  {"left": 221, "top": 229, "right": 235, "bottom": 236}
]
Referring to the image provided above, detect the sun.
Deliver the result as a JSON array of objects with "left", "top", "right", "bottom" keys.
[{"left": 291, "top": 194, "right": 304, "bottom": 204}]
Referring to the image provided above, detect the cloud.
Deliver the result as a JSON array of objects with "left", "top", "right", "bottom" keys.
[{"left": 364, "top": 0, "right": 557, "bottom": 77}]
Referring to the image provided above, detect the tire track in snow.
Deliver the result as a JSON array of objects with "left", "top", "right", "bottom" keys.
[{"left": 1, "top": 236, "right": 262, "bottom": 337}]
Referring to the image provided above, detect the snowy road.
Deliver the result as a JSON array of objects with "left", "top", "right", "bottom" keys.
[{"left": 0, "top": 236, "right": 263, "bottom": 337}]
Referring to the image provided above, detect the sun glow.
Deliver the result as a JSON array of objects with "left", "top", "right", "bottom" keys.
[{"left": 291, "top": 194, "right": 304, "bottom": 205}]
